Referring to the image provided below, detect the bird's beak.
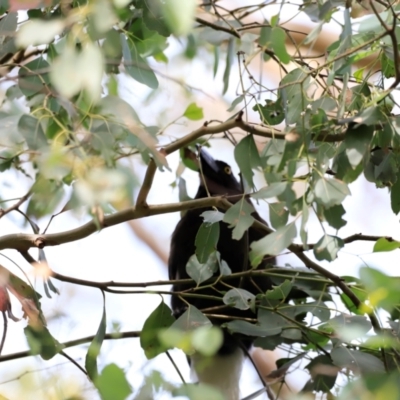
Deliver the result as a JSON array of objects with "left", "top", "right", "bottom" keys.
[{"left": 197, "top": 146, "right": 219, "bottom": 174}]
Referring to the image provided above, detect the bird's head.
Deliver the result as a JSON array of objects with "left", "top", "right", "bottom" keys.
[{"left": 186, "top": 147, "right": 242, "bottom": 196}]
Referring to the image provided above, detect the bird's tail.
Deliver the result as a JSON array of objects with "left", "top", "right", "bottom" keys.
[{"left": 190, "top": 346, "right": 244, "bottom": 400}]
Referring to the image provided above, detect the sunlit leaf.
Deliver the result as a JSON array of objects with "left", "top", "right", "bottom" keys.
[
  {"left": 184, "top": 102, "right": 204, "bottom": 121},
  {"left": 192, "top": 326, "right": 223, "bottom": 356}
]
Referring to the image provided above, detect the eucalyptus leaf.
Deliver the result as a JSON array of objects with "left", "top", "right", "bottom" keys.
[
  {"left": 222, "top": 199, "right": 255, "bottom": 240},
  {"left": 195, "top": 222, "right": 220, "bottom": 263},
  {"left": 223, "top": 288, "right": 255, "bottom": 310},
  {"left": 250, "top": 222, "right": 297, "bottom": 266}
]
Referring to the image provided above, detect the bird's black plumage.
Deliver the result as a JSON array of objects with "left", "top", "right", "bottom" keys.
[{"left": 169, "top": 148, "right": 275, "bottom": 355}]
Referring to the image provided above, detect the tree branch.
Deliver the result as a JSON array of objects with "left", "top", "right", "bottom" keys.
[
  {"left": 0, "top": 197, "right": 231, "bottom": 252},
  {"left": 0, "top": 330, "right": 140, "bottom": 363}
]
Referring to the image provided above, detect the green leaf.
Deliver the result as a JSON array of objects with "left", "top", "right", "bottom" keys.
[
  {"left": 322, "top": 314, "right": 372, "bottom": 342},
  {"left": 162, "top": 0, "right": 196, "bottom": 36},
  {"left": 222, "top": 199, "right": 255, "bottom": 240},
  {"left": 223, "top": 288, "right": 255, "bottom": 310},
  {"left": 18, "top": 115, "right": 47, "bottom": 150},
  {"left": 18, "top": 57, "right": 50, "bottom": 97},
  {"left": 183, "top": 102, "right": 204, "bottom": 120},
  {"left": 300, "top": 198, "right": 309, "bottom": 245},
  {"left": 173, "top": 383, "right": 224, "bottom": 400},
  {"left": 27, "top": 178, "right": 64, "bottom": 219},
  {"left": 340, "top": 286, "right": 367, "bottom": 315},
  {"left": 293, "top": 301, "right": 331, "bottom": 322},
  {"left": 195, "top": 222, "right": 220, "bottom": 263},
  {"left": 271, "top": 27, "right": 291, "bottom": 64},
  {"left": 140, "top": 300, "right": 175, "bottom": 359},
  {"left": 323, "top": 204, "right": 347, "bottom": 230},
  {"left": 359, "top": 266, "right": 400, "bottom": 313},
  {"left": 269, "top": 202, "right": 289, "bottom": 229},
  {"left": 222, "top": 38, "right": 234, "bottom": 94},
  {"left": 171, "top": 305, "right": 212, "bottom": 332},
  {"left": 121, "top": 34, "right": 158, "bottom": 89},
  {"left": 331, "top": 347, "right": 385, "bottom": 375},
  {"left": 391, "top": 173, "right": 400, "bottom": 214},
  {"left": 313, "top": 234, "right": 344, "bottom": 261},
  {"left": 280, "top": 68, "right": 311, "bottom": 101},
  {"left": 234, "top": 135, "right": 262, "bottom": 188},
  {"left": 344, "top": 124, "right": 374, "bottom": 168},
  {"left": 85, "top": 293, "right": 106, "bottom": 380},
  {"left": 201, "top": 210, "right": 224, "bottom": 224},
  {"left": 251, "top": 182, "right": 287, "bottom": 199},
  {"left": 24, "top": 325, "right": 63, "bottom": 360},
  {"left": 250, "top": 222, "right": 296, "bottom": 266},
  {"left": 95, "top": 363, "right": 132, "bottom": 400},
  {"left": 186, "top": 252, "right": 219, "bottom": 285},
  {"left": 225, "top": 320, "right": 281, "bottom": 337},
  {"left": 227, "top": 95, "right": 244, "bottom": 112},
  {"left": 304, "top": 355, "right": 338, "bottom": 393},
  {"left": 314, "top": 177, "right": 351, "bottom": 207},
  {"left": 373, "top": 237, "right": 400, "bottom": 252},
  {"left": 258, "top": 307, "right": 295, "bottom": 334},
  {"left": 265, "top": 280, "right": 293, "bottom": 300},
  {"left": 138, "top": 0, "right": 170, "bottom": 37},
  {"left": 0, "top": 13, "right": 17, "bottom": 61},
  {"left": 253, "top": 100, "right": 285, "bottom": 125}
]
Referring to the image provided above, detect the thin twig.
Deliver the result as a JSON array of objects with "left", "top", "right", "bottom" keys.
[{"left": 0, "top": 189, "right": 32, "bottom": 219}]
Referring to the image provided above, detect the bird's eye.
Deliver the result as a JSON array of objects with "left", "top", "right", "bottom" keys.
[{"left": 224, "top": 166, "right": 231, "bottom": 174}]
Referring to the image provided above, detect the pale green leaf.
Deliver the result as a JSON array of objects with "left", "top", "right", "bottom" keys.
[
  {"left": 251, "top": 182, "right": 287, "bottom": 199},
  {"left": 223, "top": 288, "right": 255, "bottom": 310},
  {"left": 17, "top": 19, "right": 65, "bottom": 47},
  {"left": 186, "top": 252, "right": 218, "bottom": 285},
  {"left": 222, "top": 199, "right": 255, "bottom": 240},
  {"left": 314, "top": 177, "right": 351, "bottom": 207},
  {"left": 250, "top": 222, "right": 296, "bottom": 266},
  {"left": 95, "top": 364, "right": 132, "bottom": 400},
  {"left": 313, "top": 234, "right": 344, "bottom": 261},
  {"left": 163, "top": 0, "right": 196, "bottom": 36},
  {"left": 192, "top": 326, "right": 223, "bottom": 356},
  {"left": 373, "top": 237, "right": 400, "bottom": 252},
  {"left": 184, "top": 103, "right": 204, "bottom": 120}
]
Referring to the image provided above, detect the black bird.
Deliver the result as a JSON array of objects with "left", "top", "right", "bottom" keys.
[{"left": 169, "top": 148, "right": 275, "bottom": 399}]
